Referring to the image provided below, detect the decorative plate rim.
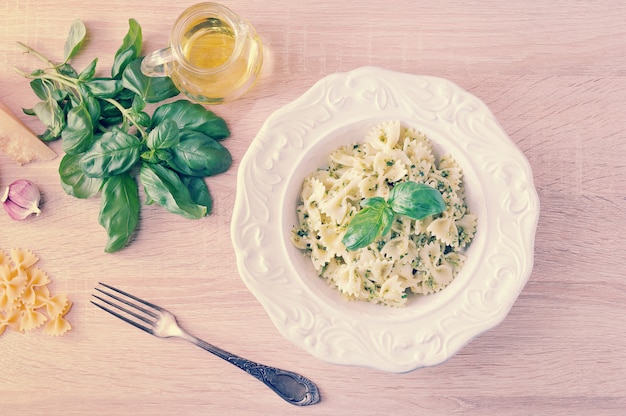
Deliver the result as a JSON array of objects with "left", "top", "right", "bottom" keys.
[{"left": 231, "top": 66, "right": 540, "bottom": 373}]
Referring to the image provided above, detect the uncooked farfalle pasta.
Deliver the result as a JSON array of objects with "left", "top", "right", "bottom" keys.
[
  {"left": 0, "top": 248, "right": 72, "bottom": 336},
  {"left": 291, "top": 120, "right": 477, "bottom": 307}
]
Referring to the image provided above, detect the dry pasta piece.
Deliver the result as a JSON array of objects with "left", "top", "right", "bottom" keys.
[
  {"left": 18, "top": 304, "right": 47, "bottom": 331},
  {"left": 0, "top": 248, "right": 72, "bottom": 337},
  {"left": 44, "top": 301, "right": 72, "bottom": 336},
  {"left": 0, "top": 308, "right": 21, "bottom": 335},
  {"left": 10, "top": 248, "right": 39, "bottom": 270},
  {"left": 41, "top": 292, "right": 68, "bottom": 318}
]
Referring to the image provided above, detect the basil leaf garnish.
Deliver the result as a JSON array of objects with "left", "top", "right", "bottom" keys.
[
  {"left": 342, "top": 181, "right": 446, "bottom": 251},
  {"left": 388, "top": 181, "right": 446, "bottom": 220},
  {"left": 342, "top": 197, "right": 394, "bottom": 251}
]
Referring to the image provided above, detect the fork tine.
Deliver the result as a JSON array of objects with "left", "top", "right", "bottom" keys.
[
  {"left": 97, "top": 282, "right": 163, "bottom": 314},
  {"left": 91, "top": 282, "right": 162, "bottom": 335},
  {"left": 91, "top": 293, "right": 154, "bottom": 325},
  {"left": 90, "top": 299, "right": 154, "bottom": 334},
  {"left": 94, "top": 287, "right": 159, "bottom": 320}
]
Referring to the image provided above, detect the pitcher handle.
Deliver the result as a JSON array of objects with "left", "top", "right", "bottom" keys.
[{"left": 141, "top": 47, "right": 174, "bottom": 77}]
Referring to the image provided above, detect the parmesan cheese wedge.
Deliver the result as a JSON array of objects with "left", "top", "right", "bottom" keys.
[{"left": 0, "top": 98, "right": 57, "bottom": 165}]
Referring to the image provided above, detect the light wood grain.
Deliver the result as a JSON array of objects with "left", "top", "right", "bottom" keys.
[{"left": 1, "top": 1, "right": 625, "bottom": 415}]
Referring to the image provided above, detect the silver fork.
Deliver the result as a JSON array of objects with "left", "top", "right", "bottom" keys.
[{"left": 91, "top": 282, "right": 321, "bottom": 406}]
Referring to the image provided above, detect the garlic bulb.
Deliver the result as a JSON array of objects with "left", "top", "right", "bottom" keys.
[{"left": 1, "top": 179, "right": 42, "bottom": 220}]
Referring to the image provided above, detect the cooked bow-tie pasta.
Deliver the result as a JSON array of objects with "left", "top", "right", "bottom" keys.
[{"left": 291, "top": 121, "right": 477, "bottom": 307}]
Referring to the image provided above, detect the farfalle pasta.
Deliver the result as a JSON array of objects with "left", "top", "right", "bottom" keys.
[
  {"left": 0, "top": 248, "right": 72, "bottom": 336},
  {"left": 291, "top": 121, "right": 477, "bottom": 307}
]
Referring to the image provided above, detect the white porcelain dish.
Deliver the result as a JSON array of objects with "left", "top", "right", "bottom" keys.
[{"left": 231, "top": 67, "right": 539, "bottom": 373}]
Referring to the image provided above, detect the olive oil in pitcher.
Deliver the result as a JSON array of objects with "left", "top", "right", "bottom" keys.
[
  {"left": 181, "top": 18, "right": 236, "bottom": 69},
  {"left": 142, "top": 3, "right": 263, "bottom": 104}
]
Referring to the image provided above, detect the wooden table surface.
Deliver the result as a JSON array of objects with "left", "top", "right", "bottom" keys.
[{"left": 1, "top": 1, "right": 625, "bottom": 415}]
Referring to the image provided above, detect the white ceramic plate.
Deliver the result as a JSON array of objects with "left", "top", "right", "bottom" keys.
[{"left": 231, "top": 67, "right": 539, "bottom": 373}]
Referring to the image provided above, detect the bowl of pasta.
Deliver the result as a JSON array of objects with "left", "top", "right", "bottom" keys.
[{"left": 231, "top": 67, "right": 539, "bottom": 373}]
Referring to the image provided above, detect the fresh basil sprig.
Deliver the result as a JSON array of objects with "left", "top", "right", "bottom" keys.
[
  {"left": 342, "top": 181, "right": 446, "bottom": 251},
  {"left": 16, "top": 19, "right": 232, "bottom": 252}
]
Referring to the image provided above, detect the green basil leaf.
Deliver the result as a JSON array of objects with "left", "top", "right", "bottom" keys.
[
  {"left": 59, "top": 153, "right": 102, "bottom": 198},
  {"left": 156, "top": 149, "right": 173, "bottom": 162},
  {"left": 342, "top": 198, "right": 394, "bottom": 251},
  {"left": 151, "top": 100, "right": 229, "bottom": 140},
  {"left": 98, "top": 98, "right": 121, "bottom": 118},
  {"left": 80, "top": 129, "right": 141, "bottom": 178},
  {"left": 79, "top": 58, "right": 98, "bottom": 81},
  {"left": 112, "top": 48, "right": 136, "bottom": 80},
  {"left": 131, "top": 95, "right": 146, "bottom": 112},
  {"left": 29, "top": 79, "right": 50, "bottom": 100},
  {"left": 83, "top": 78, "right": 124, "bottom": 98},
  {"left": 147, "top": 119, "right": 180, "bottom": 150},
  {"left": 361, "top": 197, "right": 395, "bottom": 237},
  {"left": 111, "top": 19, "right": 142, "bottom": 79},
  {"left": 361, "top": 196, "right": 386, "bottom": 208},
  {"left": 83, "top": 94, "right": 101, "bottom": 125},
  {"left": 33, "top": 99, "right": 65, "bottom": 139},
  {"left": 166, "top": 130, "right": 232, "bottom": 177},
  {"left": 140, "top": 150, "right": 158, "bottom": 164},
  {"left": 131, "top": 110, "right": 151, "bottom": 128},
  {"left": 139, "top": 162, "right": 208, "bottom": 219},
  {"left": 61, "top": 102, "right": 94, "bottom": 154},
  {"left": 51, "top": 87, "right": 69, "bottom": 102},
  {"left": 182, "top": 176, "right": 213, "bottom": 214},
  {"left": 122, "top": 58, "right": 179, "bottom": 103},
  {"left": 57, "top": 63, "right": 79, "bottom": 78},
  {"left": 98, "top": 173, "right": 140, "bottom": 253},
  {"left": 30, "top": 78, "right": 68, "bottom": 103},
  {"left": 100, "top": 115, "right": 124, "bottom": 128},
  {"left": 117, "top": 87, "right": 137, "bottom": 102},
  {"left": 39, "top": 129, "right": 58, "bottom": 142},
  {"left": 63, "top": 19, "right": 87, "bottom": 62},
  {"left": 140, "top": 150, "right": 173, "bottom": 164},
  {"left": 388, "top": 181, "right": 446, "bottom": 220}
]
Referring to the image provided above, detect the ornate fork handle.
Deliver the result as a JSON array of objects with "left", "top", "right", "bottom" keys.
[
  {"left": 91, "top": 283, "right": 320, "bottom": 406},
  {"left": 182, "top": 333, "right": 320, "bottom": 406}
]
